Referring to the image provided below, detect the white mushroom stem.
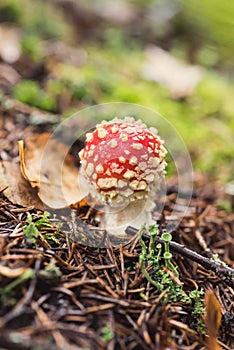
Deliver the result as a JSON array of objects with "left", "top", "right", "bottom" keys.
[{"left": 104, "top": 197, "right": 155, "bottom": 236}]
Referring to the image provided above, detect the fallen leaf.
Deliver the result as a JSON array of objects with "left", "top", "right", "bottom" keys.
[
  {"left": 142, "top": 46, "right": 203, "bottom": 98},
  {"left": 19, "top": 137, "right": 43, "bottom": 187},
  {"left": 19, "top": 133, "right": 87, "bottom": 209},
  {"left": 204, "top": 290, "right": 222, "bottom": 350},
  {"left": 0, "top": 265, "right": 28, "bottom": 278},
  {"left": 0, "top": 161, "right": 44, "bottom": 210}
]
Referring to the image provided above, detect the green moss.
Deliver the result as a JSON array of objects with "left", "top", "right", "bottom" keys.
[
  {"left": 100, "top": 326, "right": 114, "bottom": 342},
  {"left": 21, "top": 34, "right": 43, "bottom": 60},
  {"left": 0, "top": 0, "right": 22, "bottom": 23},
  {"left": 0, "top": 0, "right": 74, "bottom": 42},
  {"left": 180, "top": 0, "right": 234, "bottom": 63},
  {"left": 21, "top": 0, "right": 73, "bottom": 41},
  {"left": 14, "top": 80, "right": 56, "bottom": 112}
]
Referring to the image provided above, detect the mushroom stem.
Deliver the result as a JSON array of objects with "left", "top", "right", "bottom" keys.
[{"left": 105, "top": 198, "right": 155, "bottom": 235}]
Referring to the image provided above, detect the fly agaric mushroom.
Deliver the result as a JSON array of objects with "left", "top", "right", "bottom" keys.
[{"left": 79, "top": 117, "right": 167, "bottom": 235}]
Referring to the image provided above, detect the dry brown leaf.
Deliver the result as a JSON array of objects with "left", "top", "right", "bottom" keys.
[
  {"left": 0, "top": 161, "right": 44, "bottom": 210},
  {"left": 19, "top": 137, "right": 43, "bottom": 187},
  {"left": 0, "top": 265, "right": 29, "bottom": 278},
  {"left": 19, "top": 133, "right": 87, "bottom": 209},
  {"left": 204, "top": 290, "right": 222, "bottom": 350}
]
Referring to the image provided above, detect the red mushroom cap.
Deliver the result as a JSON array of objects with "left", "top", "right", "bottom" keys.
[{"left": 79, "top": 117, "right": 167, "bottom": 206}]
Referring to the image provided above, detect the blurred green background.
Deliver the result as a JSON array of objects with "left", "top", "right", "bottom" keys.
[{"left": 0, "top": 0, "right": 233, "bottom": 182}]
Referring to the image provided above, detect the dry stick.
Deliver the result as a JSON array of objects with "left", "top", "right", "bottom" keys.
[{"left": 126, "top": 226, "right": 234, "bottom": 289}]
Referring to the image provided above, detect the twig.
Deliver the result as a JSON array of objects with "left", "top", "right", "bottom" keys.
[{"left": 126, "top": 226, "right": 234, "bottom": 289}]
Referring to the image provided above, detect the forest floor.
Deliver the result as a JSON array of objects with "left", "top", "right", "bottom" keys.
[{"left": 0, "top": 1, "right": 234, "bottom": 349}]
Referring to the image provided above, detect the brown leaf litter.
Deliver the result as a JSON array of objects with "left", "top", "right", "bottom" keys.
[
  {"left": 0, "top": 175, "right": 233, "bottom": 349},
  {"left": 0, "top": 161, "right": 44, "bottom": 210}
]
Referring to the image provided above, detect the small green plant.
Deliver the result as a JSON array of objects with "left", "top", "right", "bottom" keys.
[
  {"left": 189, "top": 289, "right": 205, "bottom": 333},
  {"left": 0, "top": 0, "right": 22, "bottom": 23},
  {"left": 139, "top": 225, "right": 187, "bottom": 301},
  {"left": 139, "top": 225, "right": 205, "bottom": 331},
  {"left": 23, "top": 212, "right": 52, "bottom": 244},
  {"left": 211, "top": 253, "right": 228, "bottom": 267},
  {"left": 161, "top": 232, "right": 179, "bottom": 277},
  {"left": 43, "top": 233, "right": 60, "bottom": 245},
  {"left": 100, "top": 326, "right": 114, "bottom": 342},
  {"left": 21, "top": 34, "right": 43, "bottom": 60},
  {"left": 216, "top": 198, "right": 232, "bottom": 214},
  {"left": 189, "top": 289, "right": 205, "bottom": 316},
  {"left": 0, "top": 268, "right": 34, "bottom": 301},
  {"left": 13, "top": 80, "right": 56, "bottom": 112},
  {"left": 39, "top": 258, "right": 62, "bottom": 281}
]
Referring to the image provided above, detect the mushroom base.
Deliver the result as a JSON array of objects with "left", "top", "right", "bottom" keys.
[{"left": 104, "top": 198, "right": 155, "bottom": 236}]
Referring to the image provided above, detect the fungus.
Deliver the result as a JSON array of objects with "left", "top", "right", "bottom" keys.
[{"left": 79, "top": 117, "right": 167, "bottom": 235}]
